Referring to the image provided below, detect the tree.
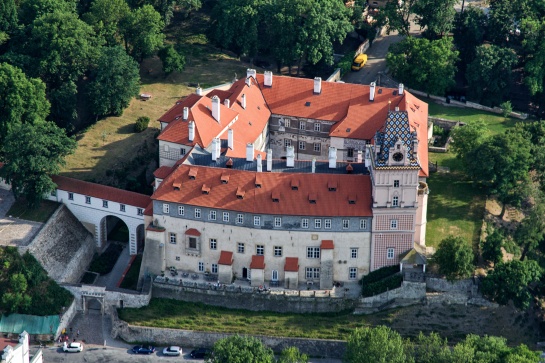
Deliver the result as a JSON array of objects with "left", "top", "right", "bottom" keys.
[
  {"left": 449, "top": 119, "right": 488, "bottom": 163},
  {"left": 481, "top": 260, "right": 542, "bottom": 309},
  {"left": 209, "top": 335, "right": 274, "bottom": 363},
  {"left": 453, "top": 7, "right": 487, "bottom": 68},
  {"left": 374, "top": 0, "right": 416, "bottom": 36},
  {"left": 49, "top": 80, "right": 78, "bottom": 131},
  {"left": 1, "top": 273, "right": 32, "bottom": 314},
  {"left": 0, "top": 0, "right": 17, "bottom": 32},
  {"left": 121, "top": 5, "right": 165, "bottom": 61},
  {"left": 0, "top": 122, "right": 76, "bottom": 207},
  {"left": 482, "top": 229, "right": 504, "bottom": 265},
  {"left": 433, "top": 236, "right": 474, "bottom": 281},
  {"left": 514, "top": 201, "right": 545, "bottom": 260},
  {"left": 466, "top": 45, "right": 517, "bottom": 107},
  {"left": 387, "top": 37, "right": 458, "bottom": 97},
  {"left": 158, "top": 45, "right": 185, "bottom": 76},
  {"left": 412, "top": 0, "right": 457, "bottom": 38},
  {"left": 83, "top": 0, "right": 130, "bottom": 46},
  {"left": 406, "top": 332, "right": 451, "bottom": 363},
  {"left": 87, "top": 46, "right": 140, "bottom": 117},
  {"left": 277, "top": 346, "right": 308, "bottom": 363},
  {"left": 345, "top": 326, "right": 408, "bottom": 363},
  {"left": 0, "top": 63, "right": 50, "bottom": 149},
  {"left": 18, "top": 0, "right": 77, "bottom": 25}
]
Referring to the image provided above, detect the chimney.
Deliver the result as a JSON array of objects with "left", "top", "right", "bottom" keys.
[
  {"left": 196, "top": 86, "right": 202, "bottom": 96},
  {"left": 188, "top": 121, "right": 195, "bottom": 142},
  {"left": 266, "top": 148, "right": 272, "bottom": 171},
  {"left": 228, "top": 129, "right": 234, "bottom": 150},
  {"left": 314, "top": 77, "right": 322, "bottom": 94},
  {"left": 264, "top": 71, "right": 273, "bottom": 87},
  {"left": 246, "top": 143, "right": 254, "bottom": 162},
  {"left": 211, "top": 138, "right": 220, "bottom": 161},
  {"left": 357, "top": 150, "right": 363, "bottom": 163},
  {"left": 257, "top": 154, "right": 262, "bottom": 172},
  {"left": 211, "top": 95, "right": 220, "bottom": 122},
  {"left": 365, "top": 146, "right": 371, "bottom": 168},
  {"left": 183, "top": 107, "right": 189, "bottom": 120},
  {"left": 246, "top": 68, "right": 257, "bottom": 79},
  {"left": 398, "top": 83, "right": 404, "bottom": 95},
  {"left": 312, "top": 158, "right": 316, "bottom": 173},
  {"left": 241, "top": 94, "right": 246, "bottom": 109},
  {"left": 369, "top": 82, "right": 376, "bottom": 102},
  {"left": 286, "top": 146, "right": 295, "bottom": 168},
  {"left": 224, "top": 98, "right": 230, "bottom": 108},
  {"left": 328, "top": 147, "right": 337, "bottom": 169},
  {"left": 395, "top": 106, "right": 399, "bottom": 112}
]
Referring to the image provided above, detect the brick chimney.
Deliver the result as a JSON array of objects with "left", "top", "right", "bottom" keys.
[
  {"left": 211, "top": 95, "right": 220, "bottom": 122},
  {"left": 314, "top": 77, "right": 322, "bottom": 94},
  {"left": 398, "top": 83, "right": 404, "bottom": 95},
  {"left": 224, "top": 98, "right": 230, "bottom": 108},
  {"left": 212, "top": 138, "right": 220, "bottom": 161},
  {"left": 264, "top": 71, "right": 273, "bottom": 87},
  {"left": 183, "top": 106, "right": 189, "bottom": 120},
  {"left": 188, "top": 121, "right": 195, "bottom": 142}
]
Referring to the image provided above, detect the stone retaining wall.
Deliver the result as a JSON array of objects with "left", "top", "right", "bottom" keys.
[{"left": 426, "top": 277, "right": 475, "bottom": 292}]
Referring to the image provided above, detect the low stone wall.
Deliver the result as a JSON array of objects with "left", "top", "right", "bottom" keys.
[
  {"left": 152, "top": 282, "right": 357, "bottom": 314},
  {"left": 354, "top": 282, "right": 426, "bottom": 314},
  {"left": 326, "top": 68, "right": 342, "bottom": 82},
  {"left": 110, "top": 308, "right": 346, "bottom": 358},
  {"left": 55, "top": 298, "right": 78, "bottom": 339},
  {"left": 426, "top": 277, "right": 475, "bottom": 293},
  {"left": 429, "top": 117, "right": 462, "bottom": 131},
  {"left": 20, "top": 205, "right": 96, "bottom": 284}
]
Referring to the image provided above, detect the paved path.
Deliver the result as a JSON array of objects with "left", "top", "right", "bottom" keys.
[
  {"left": 0, "top": 188, "right": 43, "bottom": 247},
  {"left": 95, "top": 243, "right": 132, "bottom": 289}
]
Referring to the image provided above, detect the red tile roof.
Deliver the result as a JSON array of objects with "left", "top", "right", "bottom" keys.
[
  {"left": 321, "top": 240, "right": 334, "bottom": 249},
  {"left": 400, "top": 91, "right": 429, "bottom": 177},
  {"left": 218, "top": 250, "right": 233, "bottom": 265},
  {"left": 154, "top": 166, "right": 174, "bottom": 179},
  {"left": 284, "top": 257, "right": 299, "bottom": 272},
  {"left": 250, "top": 255, "right": 265, "bottom": 269},
  {"left": 144, "top": 202, "right": 153, "bottom": 216},
  {"left": 185, "top": 228, "right": 201, "bottom": 236},
  {"left": 152, "top": 164, "right": 372, "bottom": 217},
  {"left": 158, "top": 94, "right": 201, "bottom": 124},
  {"left": 52, "top": 175, "right": 150, "bottom": 208}
]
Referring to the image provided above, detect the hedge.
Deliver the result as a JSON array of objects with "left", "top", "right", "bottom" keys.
[
  {"left": 360, "top": 265, "right": 400, "bottom": 285},
  {"left": 361, "top": 274, "right": 403, "bottom": 297}
]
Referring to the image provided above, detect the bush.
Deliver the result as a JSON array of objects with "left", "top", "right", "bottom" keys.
[
  {"left": 361, "top": 274, "right": 403, "bottom": 297},
  {"left": 134, "top": 116, "right": 150, "bottom": 132},
  {"left": 360, "top": 265, "right": 400, "bottom": 285},
  {"left": 500, "top": 100, "right": 512, "bottom": 117},
  {"left": 338, "top": 52, "right": 356, "bottom": 76}
]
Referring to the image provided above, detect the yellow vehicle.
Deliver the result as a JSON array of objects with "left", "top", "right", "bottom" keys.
[{"left": 351, "top": 53, "right": 368, "bottom": 71}]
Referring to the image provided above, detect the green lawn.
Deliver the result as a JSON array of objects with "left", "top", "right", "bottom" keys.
[{"left": 6, "top": 200, "right": 60, "bottom": 223}]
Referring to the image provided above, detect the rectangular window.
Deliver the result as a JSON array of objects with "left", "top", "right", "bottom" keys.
[
  {"left": 305, "top": 267, "right": 320, "bottom": 279},
  {"left": 390, "top": 220, "right": 398, "bottom": 229},
  {"left": 314, "top": 143, "right": 321, "bottom": 152},
  {"left": 223, "top": 212, "right": 229, "bottom": 222},
  {"left": 120, "top": 204, "right": 126, "bottom": 212},
  {"left": 394, "top": 180, "right": 400, "bottom": 188},
  {"left": 209, "top": 238, "right": 217, "bottom": 250},
  {"left": 175, "top": 256, "right": 180, "bottom": 261},
  {"left": 284, "top": 139, "right": 292, "bottom": 148},
  {"left": 274, "top": 217, "right": 282, "bottom": 228},
  {"left": 195, "top": 208, "right": 201, "bottom": 218},
  {"left": 274, "top": 246, "right": 282, "bottom": 257},
  {"left": 178, "top": 206, "right": 184, "bottom": 215},
  {"left": 189, "top": 237, "right": 197, "bottom": 249},
  {"left": 163, "top": 203, "right": 169, "bottom": 214},
  {"left": 180, "top": 148, "right": 186, "bottom": 156},
  {"left": 392, "top": 196, "right": 399, "bottom": 207},
  {"left": 387, "top": 248, "right": 395, "bottom": 259},
  {"left": 209, "top": 210, "right": 216, "bottom": 220},
  {"left": 238, "top": 243, "right": 245, "bottom": 254},
  {"left": 360, "top": 219, "right": 367, "bottom": 229},
  {"left": 198, "top": 262, "right": 204, "bottom": 272},
  {"left": 302, "top": 218, "right": 309, "bottom": 229},
  {"left": 102, "top": 200, "right": 108, "bottom": 208},
  {"left": 85, "top": 196, "right": 91, "bottom": 204},
  {"left": 253, "top": 216, "right": 260, "bottom": 226},
  {"left": 237, "top": 213, "right": 244, "bottom": 224},
  {"left": 347, "top": 148, "right": 354, "bottom": 158},
  {"left": 324, "top": 219, "right": 332, "bottom": 229},
  {"left": 256, "top": 245, "right": 264, "bottom": 256},
  {"left": 68, "top": 192, "right": 74, "bottom": 201},
  {"left": 211, "top": 263, "right": 218, "bottom": 274},
  {"left": 314, "top": 123, "right": 321, "bottom": 132},
  {"left": 307, "top": 247, "right": 320, "bottom": 259},
  {"left": 351, "top": 248, "right": 358, "bottom": 259},
  {"left": 349, "top": 267, "right": 357, "bottom": 279},
  {"left": 314, "top": 219, "right": 322, "bottom": 229},
  {"left": 284, "top": 119, "right": 291, "bottom": 128},
  {"left": 342, "top": 219, "right": 349, "bottom": 229},
  {"left": 169, "top": 233, "right": 177, "bottom": 244},
  {"left": 298, "top": 141, "right": 305, "bottom": 150},
  {"left": 299, "top": 121, "right": 306, "bottom": 130},
  {"left": 137, "top": 208, "right": 143, "bottom": 216}
]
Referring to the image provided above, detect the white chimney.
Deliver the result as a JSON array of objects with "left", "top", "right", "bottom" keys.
[
  {"left": 211, "top": 138, "right": 220, "bottom": 161},
  {"left": 314, "top": 77, "right": 322, "bottom": 94},
  {"left": 246, "top": 68, "right": 257, "bottom": 79},
  {"left": 257, "top": 154, "right": 262, "bottom": 172},
  {"left": 266, "top": 148, "right": 272, "bottom": 171},
  {"left": 183, "top": 107, "right": 189, "bottom": 120},
  {"left": 369, "top": 82, "right": 376, "bottom": 102},
  {"left": 286, "top": 146, "right": 295, "bottom": 168},
  {"left": 241, "top": 94, "right": 246, "bottom": 109},
  {"left": 228, "top": 128, "right": 234, "bottom": 150},
  {"left": 357, "top": 150, "right": 363, "bottom": 163},
  {"left": 264, "top": 71, "right": 273, "bottom": 87},
  {"left": 328, "top": 147, "right": 337, "bottom": 169},
  {"left": 312, "top": 158, "right": 316, "bottom": 173},
  {"left": 246, "top": 143, "right": 254, "bottom": 161},
  {"left": 366, "top": 146, "right": 371, "bottom": 168},
  {"left": 211, "top": 95, "right": 220, "bottom": 122},
  {"left": 395, "top": 106, "right": 399, "bottom": 112},
  {"left": 398, "top": 83, "right": 404, "bottom": 95},
  {"left": 224, "top": 98, "right": 230, "bottom": 108},
  {"left": 216, "top": 136, "right": 221, "bottom": 158},
  {"left": 188, "top": 121, "right": 195, "bottom": 142},
  {"left": 196, "top": 86, "right": 202, "bottom": 96}
]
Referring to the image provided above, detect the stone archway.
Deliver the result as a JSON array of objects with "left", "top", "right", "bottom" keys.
[{"left": 81, "top": 288, "right": 106, "bottom": 315}]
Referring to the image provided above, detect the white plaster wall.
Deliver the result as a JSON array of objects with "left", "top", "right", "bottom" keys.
[
  {"left": 372, "top": 169, "right": 419, "bottom": 208},
  {"left": 159, "top": 140, "right": 188, "bottom": 168}
]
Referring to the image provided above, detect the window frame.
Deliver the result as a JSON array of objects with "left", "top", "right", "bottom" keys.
[
  {"left": 342, "top": 219, "right": 349, "bottom": 229},
  {"left": 169, "top": 233, "right": 177, "bottom": 244},
  {"left": 306, "top": 247, "right": 320, "bottom": 259},
  {"left": 351, "top": 248, "right": 358, "bottom": 259},
  {"left": 137, "top": 208, "right": 143, "bottom": 216},
  {"left": 163, "top": 203, "right": 169, "bottom": 214},
  {"left": 253, "top": 216, "right": 260, "bottom": 226},
  {"left": 237, "top": 213, "right": 244, "bottom": 224},
  {"left": 223, "top": 212, "right": 229, "bottom": 222},
  {"left": 299, "top": 121, "right": 306, "bottom": 130},
  {"left": 198, "top": 262, "right": 204, "bottom": 272},
  {"left": 284, "top": 119, "right": 291, "bottom": 128},
  {"left": 238, "top": 243, "right": 245, "bottom": 254},
  {"left": 394, "top": 180, "right": 400, "bottom": 188},
  {"left": 305, "top": 267, "right": 320, "bottom": 279},
  {"left": 195, "top": 208, "right": 201, "bottom": 219},
  {"left": 120, "top": 204, "right": 126, "bottom": 212},
  {"left": 314, "top": 143, "right": 321, "bottom": 152},
  {"left": 392, "top": 196, "right": 399, "bottom": 207},
  {"left": 211, "top": 263, "right": 218, "bottom": 274},
  {"left": 209, "top": 210, "right": 217, "bottom": 220},
  {"left": 298, "top": 141, "right": 305, "bottom": 150},
  {"left": 324, "top": 219, "right": 332, "bottom": 229},
  {"left": 102, "top": 200, "right": 108, "bottom": 208},
  {"left": 314, "top": 122, "right": 321, "bottom": 132},
  {"left": 387, "top": 248, "right": 395, "bottom": 259},
  {"left": 349, "top": 267, "right": 357, "bottom": 280},
  {"left": 68, "top": 192, "right": 74, "bottom": 201},
  {"left": 390, "top": 219, "right": 398, "bottom": 229},
  {"left": 360, "top": 219, "right": 367, "bottom": 229},
  {"left": 302, "top": 218, "right": 309, "bottom": 229},
  {"left": 274, "top": 246, "right": 282, "bottom": 257},
  {"left": 85, "top": 196, "right": 91, "bottom": 204},
  {"left": 209, "top": 238, "right": 217, "bottom": 250},
  {"left": 274, "top": 217, "right": 282, "bottom": 228},
  {"left": 178, "top": 206, "right": 184, "bottom": 216},
  {"left": 314, "top": 219, "right": 322, "bottom": 229},
  {"left": 256, "top": 245, "right": 264, "bottom": 256},
  {"left": 188, "top": 237, "right": 198, "bottom": 249},
  {"left": 284, "top": 138, "right": 292, "bottom": 148}
]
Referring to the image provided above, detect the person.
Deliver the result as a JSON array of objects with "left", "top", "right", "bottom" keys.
[{"left": 77, "top": 329, "right": 80, "bottom": 337}]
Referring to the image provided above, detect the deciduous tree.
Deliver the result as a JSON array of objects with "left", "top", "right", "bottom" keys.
[
  {"left": 433, "top": 236, "right": 474, "bottom": 281},
  {"left": 209, "top": 335, "right": 274, "bottom": 363},
  {"left": 83, "top": 0, "right": 130, "bottom": 46},
  {"left": 482, "top": 229, "right": 504, "bottom": 265},
  {"left": 374, "top": 0, "right": 416, "bottom": 36},
  {"left": 453, "top": 7, "right": 487, "bottom": 69},
  {"left": 412, "top": 0, "right": 457, "bottom": 38},
  {"left": 277, "top": 346, "right": 308, "bottom": 363},
  {"left": 121, "top": 5, "right": 165, "bottom": 61},
  {"left": 158, "top": 45, "right": 185, "bottom": 76},
  {"left": 449, "top": 118, "right": 488, "bottom": 163},
  {"left": 345, "top": 326, "right": 408, "bottom": 363},
  {"left": 0, "top": 0, "right": 17, "bottom": 32},
  {"left": 18, "top": 0, "right": 77, "bottom": 25}
]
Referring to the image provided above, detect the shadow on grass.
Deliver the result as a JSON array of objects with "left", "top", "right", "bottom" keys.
[{"left": 6, "top": 199, "right": 60, "bottom": 223}]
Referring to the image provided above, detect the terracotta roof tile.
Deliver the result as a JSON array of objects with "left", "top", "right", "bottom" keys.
[
  {"left": 154, "top": 166, "right": 174, "bottom": 179},
  {"left": 144, "top": 202, "right": 153, "bottom": 216},
  {"left": 185, "top": 228, "right": 201, "bottom": 236},
  {"left": 218, "top": 250, "right": 233, "bottom": 265},
  {"left": 321, "top": 240, "right": 334, "bottom": 249},
  {"left": 158, "top": 94, "right": 201, "bottom": 124},
  {"left": 52, "top": 175, "right": 150, "bottom": 208},
  {"left": 284, "top": 257, "right": 299, "bottom": 272},
  {"left": 250, "top": 255, "right": 265, "bottom": 269}
]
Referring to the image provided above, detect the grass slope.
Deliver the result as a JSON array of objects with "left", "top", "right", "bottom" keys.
[{"left": 6, "top": 200, "right": 60, "bottom": 223}]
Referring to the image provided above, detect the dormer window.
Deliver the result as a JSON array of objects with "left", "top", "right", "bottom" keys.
[
  {"left": 236, "top": 187, "right": 245, "bottom": 199},
  {"left": 308, "top": 193, "right": 317, "bottom": 204},
  {"left": 327, "top": 181, "right": 337, "bottom": 192},
  {"left": 348, "top": 194, "right": 357, "bottom": 204},
  {"left": 272, "top": 191, "right": 280, "bottom": 203},
  {"left": 255, "top": 175, "right": 262, "bottom": 188},
  {"left": 221, "top": 174, "right": 229, "bottom": 184},
  {"left": 189, "top": 168, "right": 198, "bottom": 180},
  {"left": 201, "top": 184, "right": 210, "bottom": 194},
  {"left": 291, "top": 179, "right": 299, "bottom": 191},
  {"left": 173, "top": 182, "right": 181, "bottom": 190}
]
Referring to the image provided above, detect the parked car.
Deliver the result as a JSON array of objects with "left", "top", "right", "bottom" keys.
[
  {"left": 190, "top": 347, "right": 212, "bottom": 359},
  {"left": 132, "top": 345, "right": 156, "bottom": 354},
  {"left": 162, "top": 346, "right": 182, "bottom": 356},
  {"left": 62, "top": 342, "right": 83, "bottom": 353},
  {"left": 351, "top": 53, "right": 368, "bottom": 71}
]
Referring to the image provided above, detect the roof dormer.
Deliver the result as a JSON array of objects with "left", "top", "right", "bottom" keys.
[{"left": 188, "top": 168, "right": 198, "bottom": 180}]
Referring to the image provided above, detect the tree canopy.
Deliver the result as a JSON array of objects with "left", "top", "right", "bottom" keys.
[
  {"left": 433, "top": 236, "right": 475, "bottom": 281},
  {"left": 277, "top": 346, "right": 308, "bottom": 363},
  {"left": 412, "top": 0, "right": 457, "bottom": 38},
  {"left": 449, "top": 119, "right": 488, "bottom": 163},
  {"left": 121, "top": 4, "right": 165, "bottom": 61},
  {"left": 345, "top": 326, "right": 409, "bottom": 363},
  {"left": 209, "top": 335, "right": 274, "bottom": 363},
  {"left": 158, "top": 44, "right": 185, "bottom": 76}
]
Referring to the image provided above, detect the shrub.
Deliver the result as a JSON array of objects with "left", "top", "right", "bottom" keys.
[
  {"left": 500, "top": 100, "right": 512, "bottom": 117},
  {"left": 361, "top": 274, "right": 403, "bottom": 297},
  {"left": 360, "top": 265, "right": 400, "bottom": 285},
  {"left": 338, "top": 52, "right": 356, "bottom": 76},
  {"left": 134, "top": 116, "right": 150, "bottom": 132}
]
